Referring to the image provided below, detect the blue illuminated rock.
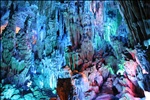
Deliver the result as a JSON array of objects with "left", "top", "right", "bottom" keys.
[{"left": 1, "top": 1, "right": 150, "bottom": 100}]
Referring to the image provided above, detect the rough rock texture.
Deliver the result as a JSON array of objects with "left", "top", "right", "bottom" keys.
[
  {"left": 1, "top": 1, "right": 150, "bottom": 100},
  {"left": 119, "top": 1, "right": 150, "bottom": 47},
  {"left": 57, "top": 78, "right": 72, "bottom": 100}
]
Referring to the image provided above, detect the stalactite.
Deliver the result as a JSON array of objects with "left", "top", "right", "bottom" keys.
[
  {"left": 119, "top": 1, "right": 150, "bottom": 47},
  {"left": 1, "top": 1, "right": 150, "bottom": 100}
]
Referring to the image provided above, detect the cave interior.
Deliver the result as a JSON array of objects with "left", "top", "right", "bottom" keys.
[{"left": 0, "top": 0, "right": 150, "bottom": 100}]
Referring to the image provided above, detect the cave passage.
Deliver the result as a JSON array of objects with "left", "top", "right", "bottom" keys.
[{"left": 1, "top": 1, "right": 150, "bottom": 100}]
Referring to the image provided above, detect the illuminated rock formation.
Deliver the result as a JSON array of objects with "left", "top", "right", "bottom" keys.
[{"left": 0, "top": 1, "right": 150, "bottom": 100}]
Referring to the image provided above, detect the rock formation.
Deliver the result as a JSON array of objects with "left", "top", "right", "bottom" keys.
[{"left": 0, "top": 1, "right": 150, "bottom": 100}]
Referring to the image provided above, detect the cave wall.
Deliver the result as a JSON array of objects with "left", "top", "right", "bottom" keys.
[
  {"left": 1, "top": 1, "right": 150, "bottom": 100},
  {"left": 119, "top": 1, "right": 150, "bottom": 47}
]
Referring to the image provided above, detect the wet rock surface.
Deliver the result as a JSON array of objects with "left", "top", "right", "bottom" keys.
[{"left": 1, "top": 1, "right": 150, "bottom": 100}]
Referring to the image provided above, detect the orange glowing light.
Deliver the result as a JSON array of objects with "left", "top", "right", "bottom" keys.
[
  {"left": 15, "top": 26, "right": 20, "bottom": 34},
  {"left": 0, "top": 23, "right": 8, "bottom": 34},
  {"left": 32, "top": 35, "right": 37, "bottom": 44}
]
